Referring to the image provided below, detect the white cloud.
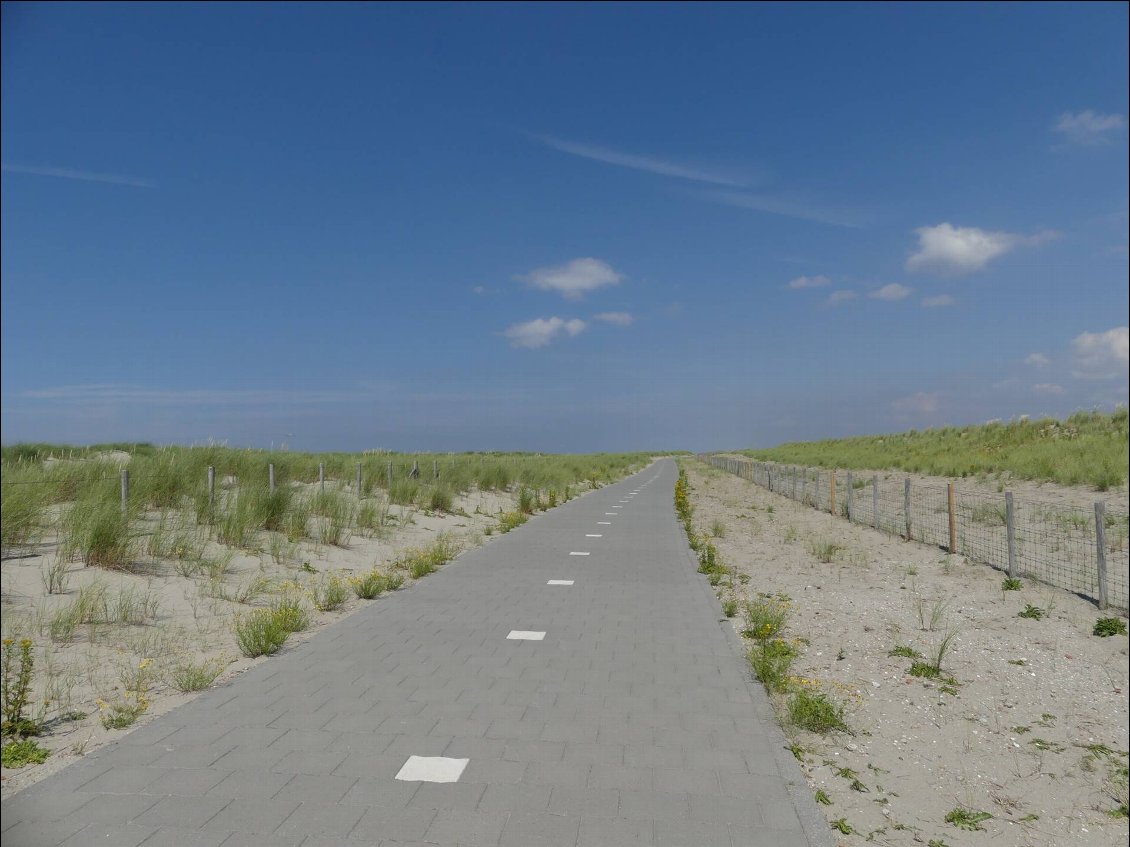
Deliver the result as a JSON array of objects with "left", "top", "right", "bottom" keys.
[
  {"left": 520, "top": 258, "right": 623, "bottom": 300},
  {"left": 906, "top": 223, "right": 1057, "bottom": 276},
  {"left": 787, "top": 275, "right": 831, "bottom": 290},
  {"left": 502, "top": 317, "right": 587, "bottom": 349},
  {"left": 892, "top": 391, "right": 941, "bottom": 415},
  {"left": 1054, "top": 110, "right": 1127, "bottom": 145},
  {"left": 869, "top": 283, "right": 912, "bottom": 301},
  {"left": 824, "top": 290, "right": 858, "bottom": 306},
  {"left": 1, "top": 163, "right": 155, "bottom": 188},
  {"left": 593, "top": 312, "right": 635, "bottom": 326},
  {"left": 1032, "top": 383, "right": 1066, "bottom": 396},
  {"left": 921, "top": 295, "right": 955, "bottom": 308},
  {"left": 1070, "top": 326, "right": 1129, "bottom": 379},
  {"left": 530, "top": 135, "right": 748, "bottom": 187},
  {"left": 1024, "top": 352, "right": 1050, "bottom": 367}
]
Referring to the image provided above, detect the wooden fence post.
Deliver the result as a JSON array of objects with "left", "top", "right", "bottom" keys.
[
  {"left": 904, "top": 478, "right": 912, "bottom": 540},
  {"left": 846, "top": 472, "right": 854, "bottom": 522},
  {"left": 386, "top": 461, "right": 393, "bottom": 488},
  {"left": 319, "top": 462, "right": 325, "bottom": 492},
  {"left": 356, "top": 463, "right": 362, "bottom": 498},
  {"left": 947, "top": 482, "right": 957, "bottom": 553},
  {"left": 120, "top": 469, "right": 129, "bottom": 514},
  {"left": 872, "top": 476, "right": 879, "bottom": 529},
  {"left": 830, "top": 470, "right": 837, "bottom": 516},
  {"left": 208, "top": 466, "right": 216, "bottom": 508},
  {"left": 1095, "top": 501, "right": 1109, "bottom": 610},
  {"left": 1005, "top": 492, "right": 1017, "bottom": 578},
  {"left": 433, "top": 459, "right": 438, "bottom": 480}
]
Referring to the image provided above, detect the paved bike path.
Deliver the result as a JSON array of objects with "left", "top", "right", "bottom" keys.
[{"left": 1, "top": 458, "right": 831, "bottom": 847}]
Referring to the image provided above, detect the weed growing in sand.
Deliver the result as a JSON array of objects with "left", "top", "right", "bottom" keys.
[
  {"left": 169, "top": 657, "right": 224, "bottom": 692},
  {"left": 783, "top": 525, "right": 799, "bottom": 543},
  {"left": 60, "top": 495, "right": 135, "bottom": 569},
  {"left": 312, "top": 573, "right": 350, "bottom": 611},
  {"left": 98, "top": 658, "right": 153, "bottom": 729},
  {"left": 743, "top": 596, "right": 789, "bottom": 641},
  {"left": 1017, "top": 604, "right": 1045, "bottom": 620},
  {"left": 234, "top": 609, "right": 291, "bottom": 657},
  {"left": 944, "top": 807, "right": 992, "bottom": 831},
  {"left": 830, "top": 818, "right": 855, "bottom": 834},
  {"left": 1093, "top": 617, "right": 1127, "bottom": 637},
  {"left": 807, "top": 540, "right": 843, "bottom": 563},
  {"left": 312, "top": 491, "right": 354, "bottom": 547},
  {"left": 271, "top": 592, "right": 309, "bottom": 633},
  {"left": 395, "top": 534, "right": 459, "bottom": 579},
  {"left": 1029, "top": 738, "right": 1066, "bottom": 753},
  {"left": 788, "top": 690, "right": 849, "bottom": 734},
  {"left": 498, "top": 511, "right": 527, "bottom": 533},
  {"left": 888, "top": 645, "right": 921, "bottom": 659},
  {"left": 1, "top": 738, "right": 50, "bottom": 768},
  {"left": 710, "top": 519, "right": 726, "bottom": 538},
  {"left": 41, "top": 558, "right": 69, "bottom": 595},
  {"left": 814, "top": 789, "right": 831, "bottom": 805},
  {"left": 350, "top": 569, "right": 389, "bottom": 599},
  {"left": 1001, "top": 576, "right": 1023, "bottom": 591},
  {"left": 721, "top": 597, "right": 738, "bottom": 618},
  {"left": 915, "top": 597, "right": 948, "bottom": 631},
  {"left": 2, "top": 639, "right": 39, "bottom": 737},
  {"left": 748, "top": 639, "right": 797, "bottom": 693}
]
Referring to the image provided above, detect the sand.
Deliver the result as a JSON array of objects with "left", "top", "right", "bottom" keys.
[
  {"left": 685, "top": 460, "right": 1129, "bottom": 847},
  {"left": 0, "top": 483, "right": 533, "bottom": 797}
]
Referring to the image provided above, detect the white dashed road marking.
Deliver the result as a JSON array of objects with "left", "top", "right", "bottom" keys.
[
  {"left": 507, "top": 630, "right": 546, "bottom": 641},
  {"left": 395, "top": 756, "right": 469, "bottom": 783}
]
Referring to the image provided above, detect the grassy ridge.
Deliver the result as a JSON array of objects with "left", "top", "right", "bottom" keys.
[
  {"left": 742, "top": 409, "right": 1128, "bottom": 490},
  {"left": 1, "top": 445, "right": 655, "bottom": 556}
]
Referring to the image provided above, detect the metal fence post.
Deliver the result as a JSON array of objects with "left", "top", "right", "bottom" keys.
[
  {"left": 947, "top": 482, "right": 957, "bottom": 553},
  {"left": 1005, "top": 492, "right": 1017, "bottom": 578},
  {"left": 1095, "top": 501, "right": 1109, "bottom": 610},
  {"left": 120, "top": 469, "right": 129, "bottom": 514},
  {"left": 904, "top": 478, "right": 912, "bottom": 540}
]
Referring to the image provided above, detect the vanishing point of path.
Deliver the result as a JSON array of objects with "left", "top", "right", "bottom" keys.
[{"left": 1, "top": 459, "right": 831, "bottom": 847}]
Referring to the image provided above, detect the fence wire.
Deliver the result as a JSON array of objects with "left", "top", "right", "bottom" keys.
[{"left": 702, "top": 455, "right": 1128, "bottom": 612}]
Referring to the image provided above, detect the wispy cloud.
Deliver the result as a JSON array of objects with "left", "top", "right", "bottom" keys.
[
  {"left": 1053, "top": 110, "right": 1127, "bottom": 146},
  {"left": 1070, "top": 326, "right": 1129, "bottom": 379},
  {"left": 502, "top": 317, "right": 587, "bottom": 349},
  {"left": 906, "top": 223, "right": 1057, "bottom": 276},
  {"left": 921, "top": 295, "right": 955, "bottom": 308},
  {"left": 2, "top": 163, "right": 155, "bottom": 188},
  {"left": 519, "top": 258, "right": 623, "bottom": 300},
  {"left": 593, "top": 312, "right": 635, "bottom": 326},
  {"left": 698, "top": 189, "right": 864, "bottom": 228},
  {"left": 1024, "top": 352, "right": 1050, "bottom": 367},
  {"left": 1032, "top": 383, "right": 1066, "bottom": 396},
  {"left": 530, "top": 134, "right": 749, "bottom": 187},
  {"left": 869, "top": 283, "right": 912, "bottom": 301},
  {"left": 824, "top": 290, "right": 858, "bottom": 307},
  {"left": 22, "top": 384, "right": 351, "bottom": 406},
  {"left": 787, "top": 275, "right": 831, "bottom": 290}
]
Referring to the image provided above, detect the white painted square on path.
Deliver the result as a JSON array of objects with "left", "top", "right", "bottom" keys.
[
  {"left": 395, "top": 756, "right": 468, "bottom": 783},
  {"left": 507, "top": 630, "right": 546, "bottom": 641}
]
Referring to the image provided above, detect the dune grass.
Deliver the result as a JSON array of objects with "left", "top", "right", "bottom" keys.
[{"left": 742, "top": 409, "right": 1128, "bottom": 489}]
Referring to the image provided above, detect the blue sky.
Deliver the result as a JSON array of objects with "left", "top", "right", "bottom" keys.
[{"left": 2, "top": 2, "right": 1127, "bottom": 452}]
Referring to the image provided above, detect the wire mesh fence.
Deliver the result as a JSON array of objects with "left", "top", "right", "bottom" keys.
[{"left": 702, "top": 454, "right": 1128, "bottom": 612}]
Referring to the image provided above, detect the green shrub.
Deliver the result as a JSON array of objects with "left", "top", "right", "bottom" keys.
[
  {"left": 748, "top": 639, "right": 797, "bottom": 693},
  {"left": 312, "top": 574, "right": 350, "bottom": 611},
  {"left": 788, "top": 690, "right": 849, "bottom": 734},
  {"left": 169, "top": 658, "right": 224, "bottom": 692},
  {"left": 350, "top": 569, "right": 387, "bottom": 599},
  {"left": 1, "top": 738, "right": 50, "bottom": 768},
  {"left": 1093, "top": 617, "right": 1127, "bottom": 637},
  {"left": 2, "top": 639, "right": 39, "bottom": 737},
  {"left": 498, "top": 511, "right": 527, "bottom": 533},
  {"left": 235, "top": 609, "right": 291, "bottom": 657},
  {"left": 743, "top": 597, "right": 789, "bottom": 641}
]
